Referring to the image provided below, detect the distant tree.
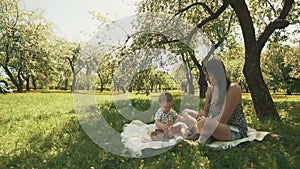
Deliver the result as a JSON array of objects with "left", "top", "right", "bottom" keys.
[
  {"left": 221, "top": 45, "right": 248, "bottom": 92},
  {"left": 261, "top": 42, "right": 286, "bottom": 93},
  {"left": 261, "top": 42, "right": 300, "bottom": 94},
  {"left": 283, "top": 44, "right": 300, "bottom": 94},
  {"left": 284, "top": 44, "right": 300, "bottom": 79},
  {"left": 62, "top": 42, "right": 82, "bottom": 92},
  {"left": 0, "top": 0, "right": 55, "bottom": 92},
  {"left": 97, "top": 57, "right": 113, "bottom": 92}
]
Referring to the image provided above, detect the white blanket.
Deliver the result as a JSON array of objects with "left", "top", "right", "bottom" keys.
[
  {"left": 121, "top": 120, "right": 187, "bottom": 157},
  {"left": 121, "top": 120, "right": 270, "bottom": 157},
  {"left": 206, "top": 128, "right": 270, "bottom": 149}
]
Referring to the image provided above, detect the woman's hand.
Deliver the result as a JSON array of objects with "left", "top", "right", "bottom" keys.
[
  {"left": 200, "top": 110, "right": 208, "bottom": 117},
  {"left": 196, "top": 114, "right": 206, "bottom": 121}
]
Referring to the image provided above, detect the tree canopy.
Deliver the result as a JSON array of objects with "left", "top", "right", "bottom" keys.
[
  {"left": 134, "top": 0, "right": 299, "bottom": 119},
  {"left": 1, "top": 0, "right": 299, "bottom": 120}
]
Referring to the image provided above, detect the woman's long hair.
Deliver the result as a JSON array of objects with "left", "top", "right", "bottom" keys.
[{"left": 203, "top": 58, "right": 231, "bottom": 117}]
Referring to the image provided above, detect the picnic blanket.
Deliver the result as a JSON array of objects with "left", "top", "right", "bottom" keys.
[
  {"left": 206, "top": 128, "right": 270, "bottom": 149},
  {"left": 121, "top": 120, "right": 270, "bottom": 157},
  {"left": 121, "top": 120, "right": 188, "bottom": 157}
]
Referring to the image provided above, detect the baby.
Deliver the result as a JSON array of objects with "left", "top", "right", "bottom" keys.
[{"left": 150, "top": 92, "right": 185, "bottom": 141}]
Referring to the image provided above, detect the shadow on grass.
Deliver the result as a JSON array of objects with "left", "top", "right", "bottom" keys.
[
  {"left": 2, "top": 97, "right": 299, "bottom": 168},
  {"left": 1, "top": 96, "right": 206, "bottom": 168},
  {"left": 1, "top": 110, "right": 125, "bottom": 168}
]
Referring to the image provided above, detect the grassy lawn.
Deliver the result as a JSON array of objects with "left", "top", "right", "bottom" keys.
[{"left": 0, "top": 91, "right": 299, "bottom": 168}]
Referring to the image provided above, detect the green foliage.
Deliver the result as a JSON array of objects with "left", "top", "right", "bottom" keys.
[
  {"left": 0, "top": 92, "right": 299, "bottom": 168},
  {"left": 137, "top": 0, "right": 238, "bottom": 50},
  {"left": 221, "top": 45, "right": 248, "bottom": 91},
  {"left": 0, "top": 0, "right": 83, "bottom": 92},
  {"left": 261, "top": 42, "right": 300, "bottom": 94},
  {"left": 0, "top": 0, "right": 56, "bottom": 91}
]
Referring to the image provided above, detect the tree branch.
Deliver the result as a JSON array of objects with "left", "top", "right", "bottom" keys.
[
  {"left": 257, "top": 0, "right": 294, "bottom": 51},
  {"left": 184, "top": 2, "right": 229, "bottom": 44},
  {"left": 265, "top": 0, "right": 276, "bottom": 13},
  {"left": 279, "top": 0, "right": 294, "bottom": 19},
  {"left": 229, "top": 0, "right": 257, "bottom": 51},
  {"left": 175, "top": 2, "right": 214, "bottom": 16}
]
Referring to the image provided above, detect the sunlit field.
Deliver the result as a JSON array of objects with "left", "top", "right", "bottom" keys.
[{"left": 0, "top": 91, "right": 299, "bottom": 168}]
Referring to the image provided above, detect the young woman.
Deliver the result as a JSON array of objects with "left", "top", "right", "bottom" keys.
[{"left": 182, "top": 58, "right": 248, "bottom": 142}]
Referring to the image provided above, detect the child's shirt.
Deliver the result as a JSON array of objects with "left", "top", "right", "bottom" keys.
[{"left": 154, "top": 108, "right": 178, "bottom": 129}]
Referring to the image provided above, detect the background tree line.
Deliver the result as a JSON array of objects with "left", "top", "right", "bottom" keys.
[{"left": 0, "top": 0, "right": 299, "bottom": 120}]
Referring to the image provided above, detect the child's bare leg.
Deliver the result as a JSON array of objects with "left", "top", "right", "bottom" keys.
[
  {"left": 180, "top": 109, "right": 199, "bottom": 133},
  {"left": 182, "top": 109, "right": 199, "bottom": 118}
]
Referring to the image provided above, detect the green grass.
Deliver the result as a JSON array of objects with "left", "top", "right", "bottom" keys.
[{"left": 0, "top": 91, "right": 299, "bottom": 168}]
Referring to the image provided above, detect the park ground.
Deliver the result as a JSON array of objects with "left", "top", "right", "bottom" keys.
[{"left": 0, "top": 91, "right": 299, "bottom": 168}]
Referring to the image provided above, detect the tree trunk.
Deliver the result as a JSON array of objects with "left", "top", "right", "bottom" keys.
[
  {"left": 100, "top": 78, "right": 104, "bottom": 92},
  {"left": 184, "top": 63, "right": 195, "bottom": 94},
  {"left": 98, "top": 74, "right": 104, "bottom": 92},
  {"left": 32, "top": 77, "right": 37, "bottom": 90},
  {"left": 71, "top": 74, "right": 76, "bottom": 92},
  {"left": 188, "top": 50, "right": 206, "bottom": 98},
  {"left": 22, "top": 74, "right": 30, "bottom": 91},
  {"left": 64, "top": 79, "right": 68, "bottom": 91},
  {"left": 1, "top": 65, "right": 18, "bottom": 91},
  {"left": 199, "top": 70, "right": 207, "bottom": 98},
  {"left": 17, "top": 71, "right": 23, "bottom": 92},
  {"left": 188, "top": 68, "right": 195, "bottom": 94},
  {"left": 243, "top": 52, "right": 279, "bottom": 119},
  {"left": 25, "top": 77, "right": 30, "bottom": 91},
  {"left": 227, "top": 0, "right": 293, "bottom": 119}
]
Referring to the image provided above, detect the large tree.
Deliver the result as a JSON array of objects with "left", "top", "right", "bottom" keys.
[
  {"left": 229, "top": 0, "right": 295, "bottom": 119},
  {"left": 136, "top": 0, "right": 299, "bottom": 119}
]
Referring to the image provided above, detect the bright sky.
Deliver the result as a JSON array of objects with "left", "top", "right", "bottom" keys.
[{"left": 23, "top": 0, "right": 141, "bottom": 42}]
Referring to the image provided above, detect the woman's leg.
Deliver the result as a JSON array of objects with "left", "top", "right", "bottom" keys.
[{"left": 197, "top": 118, "right": 232, "bottom": 142}]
